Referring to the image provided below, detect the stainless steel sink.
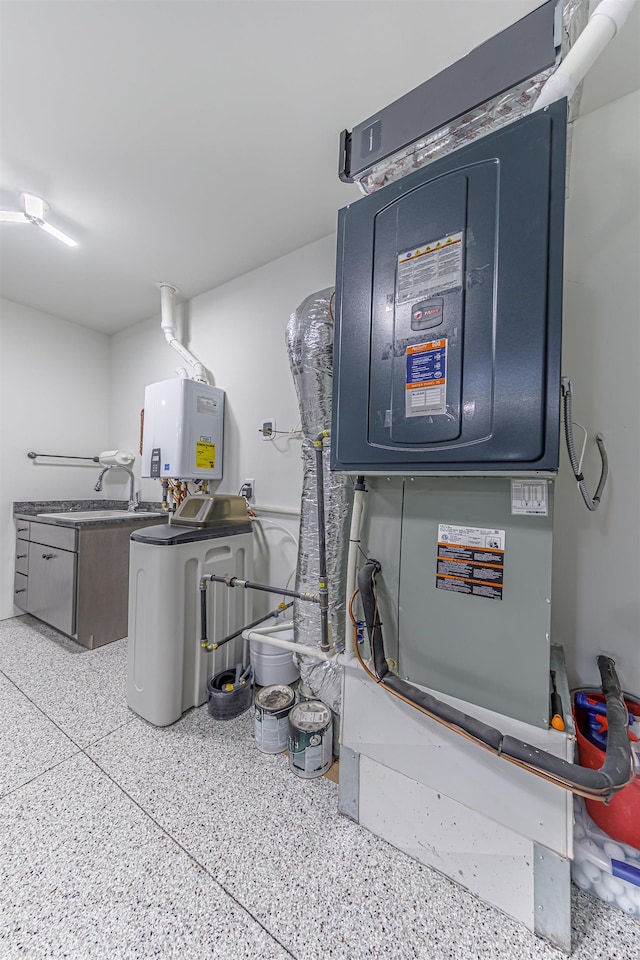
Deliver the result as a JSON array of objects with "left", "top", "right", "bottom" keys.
[{"left": 37, "top": 510, "right": 164, "bottom": 521}]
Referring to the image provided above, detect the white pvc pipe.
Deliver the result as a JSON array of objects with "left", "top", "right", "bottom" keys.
[
  {"left": 158, "top": 283, "right": 210, "bottom": 384},
  {"left": 343, "top": 486, "right": 366, "bottom": 660},
  {"left": 249, "top": 622, "right": 295, "bottom": 635},
  {"left": 250, "top": 517, "right": 299, "bottom": 550},
  {"left": 246, "top": 630, "right": 337, "bottom": 662},
  {"left": 252, "top": 503, "right": 301, "bottom": 517},
  {"left": 534, "top": 0, "right": 637, "bottom": 111}
]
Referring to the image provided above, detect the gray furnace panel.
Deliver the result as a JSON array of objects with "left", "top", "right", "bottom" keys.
[
  {"left": 331, "top": 101, "right": 567, "bottom": 474},
  {"left": 399, "top": 477, "right": 554, "bottom": 728}
]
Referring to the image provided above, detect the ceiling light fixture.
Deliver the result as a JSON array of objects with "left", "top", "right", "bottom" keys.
[{"left": 0, "top": 193, "right": 78, "bottom": 247}]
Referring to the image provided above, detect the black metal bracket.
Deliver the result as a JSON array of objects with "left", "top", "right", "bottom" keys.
[{"left": 338, "top": 129, "right": 353, "bottom": 184}]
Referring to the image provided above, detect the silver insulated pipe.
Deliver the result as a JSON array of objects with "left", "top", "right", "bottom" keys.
[{"left": 286, "top": 289, "right": 352, "bottom": 714}]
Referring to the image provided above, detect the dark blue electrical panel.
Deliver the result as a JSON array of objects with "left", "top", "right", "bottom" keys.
[{"left": 331, "top": 101, "right": 567, "bottom": 474}]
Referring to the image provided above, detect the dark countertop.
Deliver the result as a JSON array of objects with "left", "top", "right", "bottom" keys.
[{"left": 14, "top": 500, "right": 167, "bottom": 529}]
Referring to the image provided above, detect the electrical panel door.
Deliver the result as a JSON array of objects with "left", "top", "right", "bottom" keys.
[{"left": 331, "top": 101, "right": 567, "bottom": 474}]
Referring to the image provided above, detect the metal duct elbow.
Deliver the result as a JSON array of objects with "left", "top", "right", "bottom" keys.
[{"left": 286, "top": 289, "right": 352, "bottom": 714}]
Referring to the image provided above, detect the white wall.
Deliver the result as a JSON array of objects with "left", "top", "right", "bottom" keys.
[
  {"left": 552, "top": 89, "right": 640, "bottom": 692},
  {"left": 0, "top": 299, "right": 111, "bottom": 620},
  {"left": 109, "top": 234, "right": 336, "bottom": 615}
]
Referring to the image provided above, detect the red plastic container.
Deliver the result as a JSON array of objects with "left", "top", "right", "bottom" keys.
[{"left": 574, "top": 693, "right": 640, "bottom": 848}]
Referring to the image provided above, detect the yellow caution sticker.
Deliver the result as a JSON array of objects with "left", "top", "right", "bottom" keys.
[
  {"left": 397, "top": 230, "right": 463, "bottom": 303},
  {"left": 195, "top": 441, "right": 215, "bottom": 471}
]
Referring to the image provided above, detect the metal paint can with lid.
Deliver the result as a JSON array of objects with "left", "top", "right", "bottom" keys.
[
  {"left": 254, "top": 684, "right": 295, "bottom": 754},
  {"left": 288, "top": 700, "right": 333, "bottom": 779}
]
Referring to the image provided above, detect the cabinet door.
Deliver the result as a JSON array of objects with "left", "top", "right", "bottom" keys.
[
  {"left": 15, "top": 539, "right": 29, "bottom": 576},
  {"left": 14, "top": 573, "right": 28, "bottom": 611},
  {"left": 27, "top": 543, "right": 76, "bottom": 636}
]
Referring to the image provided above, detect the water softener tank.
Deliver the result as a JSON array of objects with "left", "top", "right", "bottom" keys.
[{"left": 126, "top": 496, "right": 253, "bottom": 726}]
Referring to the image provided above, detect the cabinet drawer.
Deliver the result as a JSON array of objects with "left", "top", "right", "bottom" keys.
[
  {"left": 15, "top": 521, "right": 30, "bottom": 539},
  {"left": 28, "top": 522, "right": 77, "bottom": 552},
  {"left": 27, "top": 543, "right": 76, "bottom": 636},
  {"left": 15, "top": 539, "right": 29, "bottom": 576},
  {"left": 14, "top": 572, "right": 28, "bottom": 611}
]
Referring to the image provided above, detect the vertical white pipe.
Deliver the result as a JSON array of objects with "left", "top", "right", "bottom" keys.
[
  {"left": 344, "top": 486, "right": 365, "bottom": 660},
  {"left": 158, "top": 282, "right": 210, "bottom": 384}
]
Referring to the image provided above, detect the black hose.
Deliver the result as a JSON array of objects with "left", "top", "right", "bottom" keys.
[
  {"left": 357, "top": 561, "right": 388, "bottom": 679},
  {"left": 595, "top": 655, "right": 634, "bottom": 788},
  {"left": 357, "top": 562, "right": 633, "bottom": 800},
  {"left": 383, "top": 674, "right": 503, "bottom": 750},
  {"left": 210, "top": 602, "right": 294, "bottom": 651}
]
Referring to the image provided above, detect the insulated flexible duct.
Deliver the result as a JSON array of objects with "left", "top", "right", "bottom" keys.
[
  {"left": 286, "top": 290, "right": 353, "bottom": 713},
  {"left": 356, "top": 0, "right": 588, "bottom": 194}
]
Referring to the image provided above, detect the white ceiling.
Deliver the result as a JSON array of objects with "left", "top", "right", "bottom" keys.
[{"left": 1, "top": 1, "right": 638, "bottom": 334}]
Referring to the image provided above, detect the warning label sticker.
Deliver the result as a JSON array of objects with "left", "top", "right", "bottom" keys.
[
  {"left": 406, "top": 338, "right": 447, "bottom": 417},
  {"left": 511, "top": 479, "right": 549, "bottom": 516},
  {"left": 436, "top": 523, "right": 505, "bottom": 601},
  {"left": 397, "top": 232, "right": 463, "bottom": 303},
  {"left": 195, "top": 441, "right": 216, "bottom": 471},
  {"left": 197, "top": 395, "right": 218, "bottom": 416}
]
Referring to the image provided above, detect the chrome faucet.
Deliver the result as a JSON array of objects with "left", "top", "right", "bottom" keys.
[{"left": 94, "top": 465, "right": 139, "bottom": 511}]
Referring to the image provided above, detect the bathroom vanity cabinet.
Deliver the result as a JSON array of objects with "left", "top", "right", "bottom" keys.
[{"left": 14, "top": 514, "right": 164, "bottom": 648}]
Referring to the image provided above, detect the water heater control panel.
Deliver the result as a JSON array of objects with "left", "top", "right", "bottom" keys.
[
  {"left": 141, "top": 378, "right": 225, "bottom": 480},
  {"left": 331, "top": 101, "right": 567, "bottom": 474}
]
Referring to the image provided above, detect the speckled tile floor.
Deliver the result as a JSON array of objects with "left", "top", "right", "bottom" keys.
[
  {"left": 0, "top": 615, "right": 131, "bottom": 748},
  {"left": 0, "top": 615, "right": 637, "bottom": 960}
]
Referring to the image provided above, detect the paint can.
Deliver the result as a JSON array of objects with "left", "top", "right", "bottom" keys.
[
  {"left": 288, "top": 700, "right": 333, "bottom": 779},
  {"left": 254, "top": 684, "right": 295, "bottom": 754}
]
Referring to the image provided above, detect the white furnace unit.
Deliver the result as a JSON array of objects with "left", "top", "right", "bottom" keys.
[{"left": 141, "top": 378, "right": 225, "bottom": 480}]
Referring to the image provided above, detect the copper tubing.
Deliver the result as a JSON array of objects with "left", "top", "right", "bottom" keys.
[{"left": 348, "top": 588, "right": 632, "bottom": 801}]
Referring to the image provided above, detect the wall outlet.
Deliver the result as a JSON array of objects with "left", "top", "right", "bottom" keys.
[
  {"left": 240, "top": 478, "right": 255, "bottom": 502},
  {"left": 260, "top": 417, "right": 275, "bottom": 440}
]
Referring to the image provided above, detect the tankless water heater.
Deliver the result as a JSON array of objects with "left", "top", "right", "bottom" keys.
[{"left": 141, "top": 378, "right": 225, "bottom": 480}]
